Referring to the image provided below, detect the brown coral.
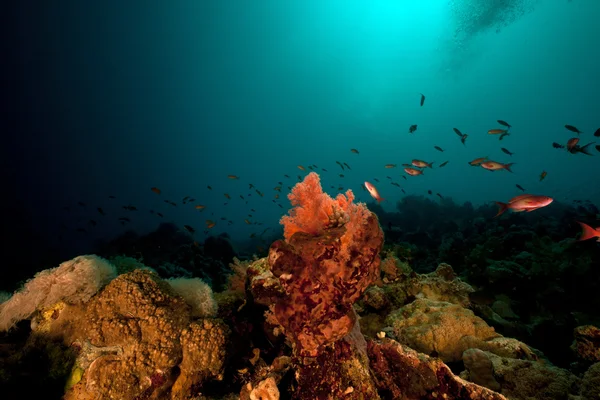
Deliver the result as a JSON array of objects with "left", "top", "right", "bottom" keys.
[
  {"left": 269, "top": 209, "right": 383, "bottom": 357},
  {"left": 486, "top": 351, "right": 581, "bottom": 400},
  {"left": 386, "top": 298, "right": 500, "bottom": 362},
  {"left": 171, "top": 319, "right": 230, "bottom": 399},
  {"left": 462, "top": 348, "right": 501, "bottom": 392},
  {"left": 571, "top": 325, "right": 600, "bottom": 363},
  {"left": 42, "top": 270, "right": 231, "bottom": 400},
  {"left": 367, "top": 339, "right": 507, "bottom": 399}
]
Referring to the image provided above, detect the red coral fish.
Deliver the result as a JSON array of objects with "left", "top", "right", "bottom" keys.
[
  {"left": 494, "top": 194, "right": 553, "bottom": 217},
  {"left": 576, "top": 221, "right": 600, "bottom": 242},
  {"left": 364, "top": 181, "right": 384, "bottom": 203}
]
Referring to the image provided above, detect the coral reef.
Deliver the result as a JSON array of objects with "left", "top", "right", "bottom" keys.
[
  {"left": 2, "top": 179, "right": 600, "bottom": 399},
  {"left": 368, "top": 339, "right": 507, "bottom": 400},
  {"left": 272, "top": 171, "right": 384, "bottom": 357},
  {"left": 0, "top": 255, "right": 116, "bottom": 332},
  {"left": 571, "top": 325, "right": 600, "bottom": 364},
  {"left": 0, "top": 268, "right": 229, "bottom": 399},
  {"left": 387, "top": 298, "right": 501, "bottom": 362}
]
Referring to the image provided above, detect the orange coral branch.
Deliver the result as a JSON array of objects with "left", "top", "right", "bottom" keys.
[
  {"left": 280, "top": 172, "right": 334, "bottom": 241},
  {"left": 279, "top": 172, "right": 371, "bottom": 247}
]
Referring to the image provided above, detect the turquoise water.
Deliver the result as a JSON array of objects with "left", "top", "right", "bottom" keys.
[{"left": 3, "top": 0, "right": 598, "bottom": 259}]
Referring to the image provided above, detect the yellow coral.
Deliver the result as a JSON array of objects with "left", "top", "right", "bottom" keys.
[
  {"left": 64, "top": 366, "right": 83, "bottom": 391},
  {"left": 31, "top": 301, "right": 67, "bottom": 333}
]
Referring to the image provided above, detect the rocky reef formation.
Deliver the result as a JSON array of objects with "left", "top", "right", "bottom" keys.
[
  {"left": 2, "top": 175, "right": 600, "bottom": 399},
  {"left": 1, "top": 269, "right": 229, "bottom": 399}
]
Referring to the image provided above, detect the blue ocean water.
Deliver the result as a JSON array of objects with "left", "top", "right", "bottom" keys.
[{"left": 1, "top": 0, "right": 598, "bottom": 277}]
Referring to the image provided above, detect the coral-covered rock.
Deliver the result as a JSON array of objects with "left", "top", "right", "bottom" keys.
[
  {"left": 247, "top": 257, "right": 284, "bottom": 307},
  {"left": 490, "top": 297, "right": 519, "bottom": 320},
  {"left": 379, "top": 254, "right": 411, "bottom": 281},
  {"left": 64, "top": 270, "right": 191, "bottom": 400},
  {"left": 363, "top": 286, "right": 389, "bottom": 311},
  {"left": 239, "top": 355, "right": 291, "bottom": 400},
  {"left": 171, "top": 319, "right": 229, "bottom": 399},
  {"left": 482, "top": 337, "right": 539, "bottom": 361},
  {"left": 486, "top": 260, "right": 525, "bottom": 285},
  {"left": 367, "top": 339, "right": 506, "bottom": 399},
  {"left": 269, "top": 211, "right": 383, "bottom": 356},
  {"left": 571, "top": 325, "right": 600, "bottom": 363},
  {"left": 386, "top": 298, "right": 500, "bottom": 362},
  {"left": 247, "top": 376, "right": 280, "bottom": 400},
  {"left": 383, "top": 262, "right": 474, "bottom": 309},
  {"left": 386, "top": 298, "right": 537, "bottom": 363},
  {"left": 38, "top": 270, "right": 230, "bottom": 400},
  {"left": 580, "top": 362, "right": 600, "bottom": 399},
  {"left": 486, "top": 351, "right": 580, "bottom": 399},
  {"left": 291, "top": 315, "right": 380, "bottom": 400},
  {"left": 462, "top": 348, "right": 501, "bottom": 392}
]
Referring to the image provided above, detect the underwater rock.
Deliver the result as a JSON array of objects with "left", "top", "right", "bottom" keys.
[
  {"left": 490, "top": 297, "right": 520, "bottom": 321},
  {"left": 26, "top": 269, "right": 229, "bottom": 400},
  {"left": 247, "top": 257, "right": 284, "bottom": 307},
  {"left": 384, "top": 263, "right": 474, "bottom": 307},
  {"left": 363, "top": 286, "right": 389, "bottom": 311},
  {"left": 485, "top": 351, "right": 580, "bottom": 400},
  {"left": 0, "top": 330, "right": 79, "bottom": 398},
  {"left": 0, "top": 254, "right": 117, "bottom": 332},
  {"left": 381, "top": 260, "right": 474, "bottom": 309},
  {"left": 386, "top": 298, "right": 537, "bottom": 364},
  {"left": 367, "top": 338, "right": 507, "bottom": 399},
  {"left": 291, "top": 313, "right": 379, "bottom": 400},
  {"left": 571, "top": 325, "right": 600, "bottom": 363},
  {"left": 462, "top": 348, "right": 501, "bottom": 392},
  {"left": 580, "top": 362, "right": 600, "bottom": 399},
  {"left": 245, "top": 376, "right": 279, "bottom": 400},
  {"left": 481, "top": 337, "right": 539, "bottom": 361},
  {"left": 379, "top": 253, "right": 411, "bottom": 281},
  {"left": 170, "top": 319, "right": 230, "bottom": 399},
  {"left": 471, "top": 302, "right": 517, "bottom": 333},
  {"left": 268, "top": 209, "right": 384, "bottom": 357},
  {"left": 239, "top": 355, "right": 290, "bottom": 400},
  {"left": 486, "top": 260, "right": 526, "bottom": 285},
  {"left": 387, "top": 298, "right": 499, "bottom": 362}
]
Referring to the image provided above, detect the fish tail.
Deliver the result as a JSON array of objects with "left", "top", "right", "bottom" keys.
[
  {"left": 494, "top": 202, "right": 509, "bottom": 218},
  {"left": 429, "top": 162, "right": 435, "bottom": 168},
  {"left": 579, "top": 143, "right": 595, "bottom": 155},
  {"left": 504, "top": 163, "right": 515, "bottom": 172},
  {"left": 577, "top": 221, "right": 600, "bottom": 241}
]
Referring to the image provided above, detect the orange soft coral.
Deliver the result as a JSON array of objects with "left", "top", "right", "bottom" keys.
[
  {"left": 270, "top": 175, "right": 384, "bottom": 356},
  {"left": 280, "top": 172, "right": 362, "bottom": 242}
]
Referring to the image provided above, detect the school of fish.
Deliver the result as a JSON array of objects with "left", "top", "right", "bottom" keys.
[{"left": 63, "top": 95, "right": 600, "bottom": 247}]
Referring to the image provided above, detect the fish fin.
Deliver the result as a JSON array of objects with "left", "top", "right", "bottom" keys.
[
  {"left": 579, "top": 142, "right": 595, "bottom": 155},
  {"left": 494, "top": 202, "right": 509, "bottom": 218},
  {"left": 510, "top": 194, "right": 535, "bottom": 202},
  {"left": 577, "top": 221, "right": 600, "bottom": 241},
  {"left": 378, "top": 197, "right": 385, "bottom": 204},
  {"left": 504, "top": 163, "right": 515, "bottom": 172}
]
